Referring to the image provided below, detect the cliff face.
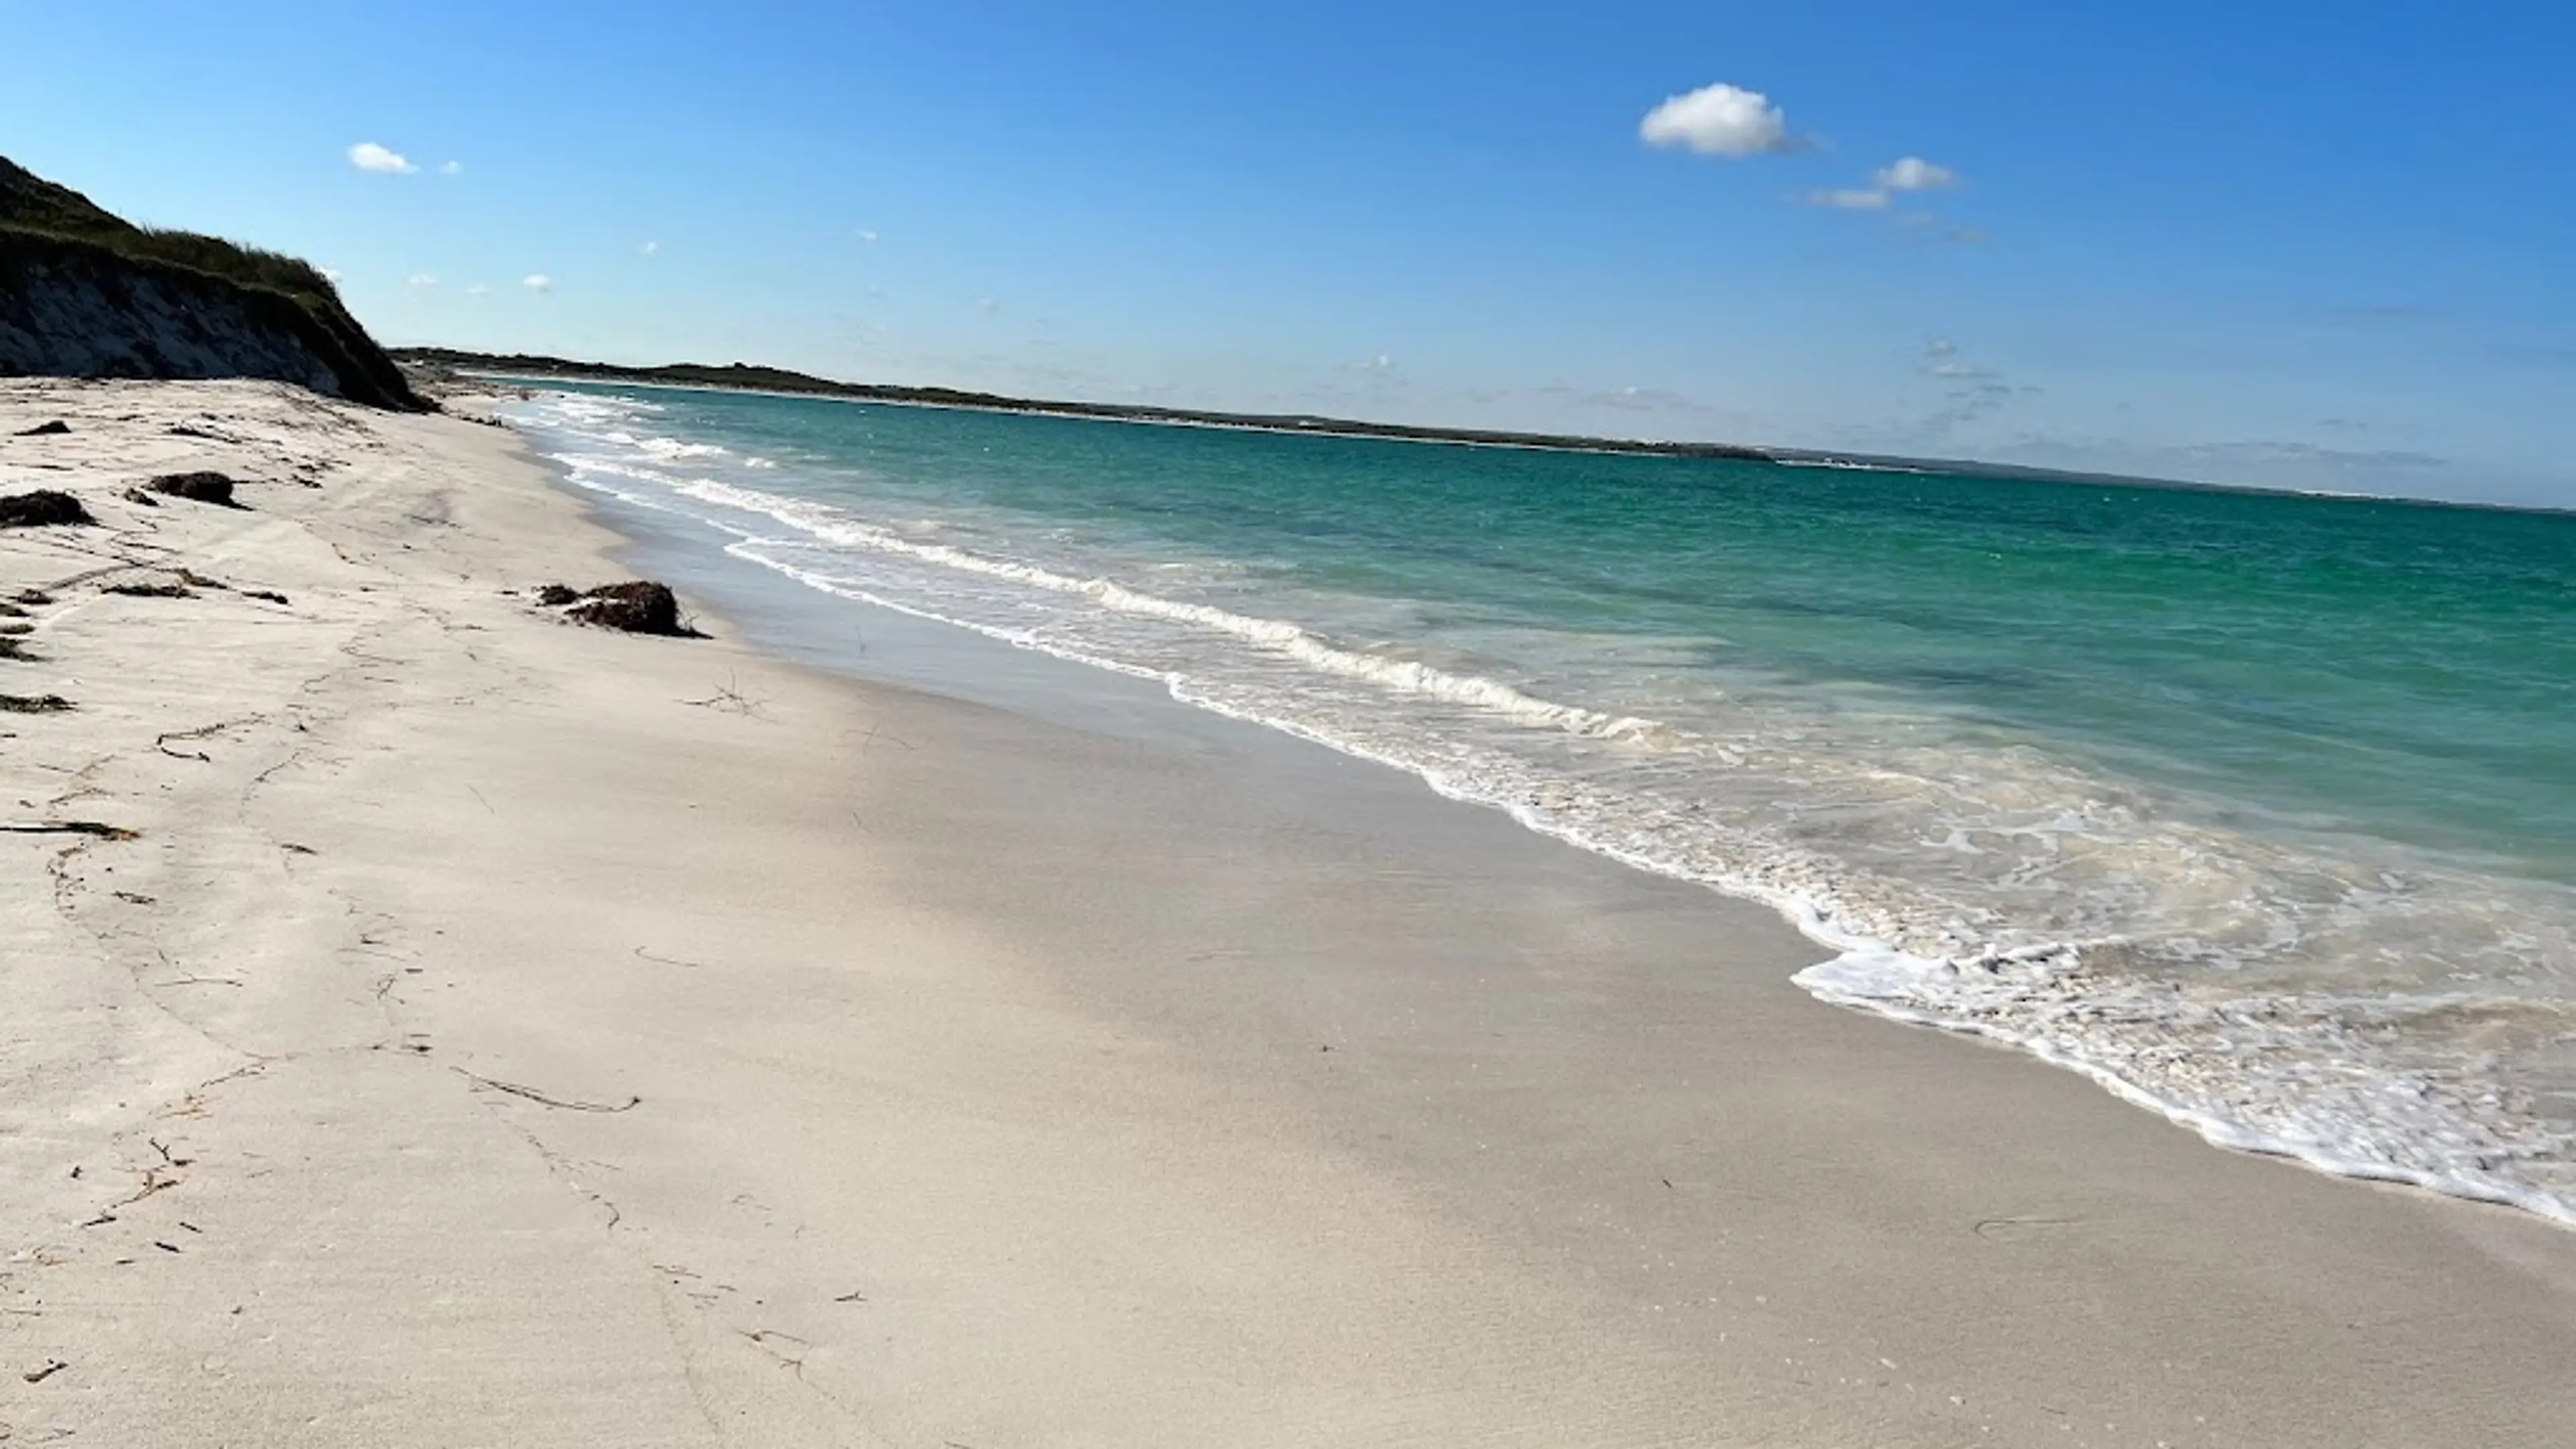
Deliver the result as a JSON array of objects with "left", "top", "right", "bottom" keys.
[
  {"left": 0, "top": 158, "right": 421, "bottom": 410},
  {"left": 1, "top": 232, "right": 343, "bottom": 395}
]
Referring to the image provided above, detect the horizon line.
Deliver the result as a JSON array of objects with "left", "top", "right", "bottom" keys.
[{"left": 392, "top": 347, "right": 2573, "bottom": 521}]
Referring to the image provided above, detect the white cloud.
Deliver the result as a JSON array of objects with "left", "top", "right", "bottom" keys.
[
  {"left": 319, "top": 267, "right": 343, "bottom": 284},
  {"left": 1577, "top": 384, "right": 1694, "bottom": 411},
  {"left": 1921, "top": 337, "right": 1994, "bottom": 378},
  {"left": 348, "top": 142, "right": 417, "bottom": 174},
  {"left": 465, "top": 284, "right": 490, "bottom": 297},
  {"left": 1875, "top": 156, "right": 1956, "bottom": 191},
  {"left": 1355, "top": 354, "right": 1396, "bottom": 373},
  {"left": 438, "top": 160, "right": 464, "bottom": 176},
  {"left": 523, "top": 274, "right": 553, "bottom": 293},
  {"left": 1639, "top": 83, "right": 1792, "bottom": 157},
  {"left": 1908, "top": 337, "right": 2019, "bottom": 433},
  {"left": 640, "top": 239, "right": 659, "bottom": 256},
  {"left": 1803, "top": 187, "right": 1890, "bottom": 209},
  {"left": 407, "top": 273, "right": 437, "bottom": 288},
  {"left": 856, "top": 228, "right": 880, "bottom": 244}
]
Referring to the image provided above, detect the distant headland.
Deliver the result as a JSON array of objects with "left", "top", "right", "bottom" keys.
[
  {"left": 392, "top": 347, "right": 1797, "bottom": 462},
  {"left": 397, "top": 347, "right": 2516, "bottom": 511}
]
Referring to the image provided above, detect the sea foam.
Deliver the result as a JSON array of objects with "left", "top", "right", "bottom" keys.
[{"left": 524, "top": 388, "right": 2576, "bottom": 1228}]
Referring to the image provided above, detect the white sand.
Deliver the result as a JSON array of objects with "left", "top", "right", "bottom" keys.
[{"left": 1, "top": 379, "right": 2571, "bottom": 1447}]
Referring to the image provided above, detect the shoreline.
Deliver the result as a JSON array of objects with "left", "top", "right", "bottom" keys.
[
  {"left": 5, "top": 378, "right": 2574, "bottom": 1445},
  {"left": 525, "top": 384, "right": 2576, "bottom": 1232}
]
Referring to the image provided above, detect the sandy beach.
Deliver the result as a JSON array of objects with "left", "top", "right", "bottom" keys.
[{"left": 3, "top": 378, "right": 2573, "bottom": 1448}]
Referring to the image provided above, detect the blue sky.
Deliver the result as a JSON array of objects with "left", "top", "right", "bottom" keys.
[{"left": 7, "top": 1, "right": 2571, "bottom": 504}]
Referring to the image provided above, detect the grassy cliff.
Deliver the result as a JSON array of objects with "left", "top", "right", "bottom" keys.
[{"left": 0, "top": 156, "right": 421, "bottom": 410}]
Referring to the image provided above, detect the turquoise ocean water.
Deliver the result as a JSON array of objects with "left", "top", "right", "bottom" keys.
[{"left": 513, "top": 382, "right": 2576, "bottom": 1222}]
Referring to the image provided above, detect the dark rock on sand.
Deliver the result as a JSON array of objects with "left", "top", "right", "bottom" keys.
[
  {"left": 148, "top": 471, "right": 244, "bottom": 506},
  {"left": 12, "top": 420, "right": 70, "bottom": 436},
  {"left": 0, "top": 489, "right": 93, "bottom": 528}
]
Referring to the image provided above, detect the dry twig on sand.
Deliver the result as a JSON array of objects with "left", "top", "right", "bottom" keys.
[
  {"left": 680, "top": 673, "right": 767, "bottom": 717},
  {"left": 453, "top": 1068, "right": 641, "bottom": 1113},
  {"left": 0, "top": 821, "right": 136, "bottom": 840}
]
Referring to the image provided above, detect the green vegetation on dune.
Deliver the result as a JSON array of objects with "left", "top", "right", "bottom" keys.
[
  {"left": 0, "top": 156, "right": 421, "bottom": 410},
  {"left": 0, "top": 156, "right": 128, "bottom": 236}
]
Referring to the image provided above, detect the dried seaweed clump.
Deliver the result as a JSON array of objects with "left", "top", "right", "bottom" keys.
[
  {"left": 537, "top": 580, "right": 703, "bottom": 637},
  {"left": 0, "top": 490, "right": 93, "bottom": 528},
  {"left": 148, "top": 472, "right": 246, "bottom": 507}
]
